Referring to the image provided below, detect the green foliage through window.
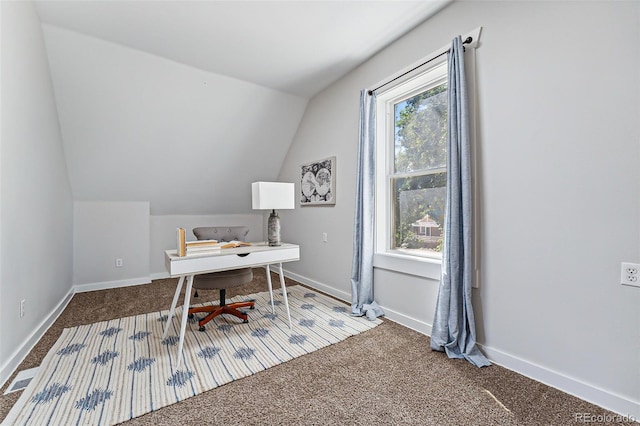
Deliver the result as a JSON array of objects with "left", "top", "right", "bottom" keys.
[{"left": 394, "top": 83, "right": 447, "bottom": 174}]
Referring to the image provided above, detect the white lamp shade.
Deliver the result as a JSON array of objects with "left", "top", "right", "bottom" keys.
[{"left": 252, "top": 182, "right": 295, "bottom": 210}]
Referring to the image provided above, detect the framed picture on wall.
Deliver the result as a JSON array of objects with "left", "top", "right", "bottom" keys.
[{"left": 300, "top": 156, "right": 336, "bottom": 206}]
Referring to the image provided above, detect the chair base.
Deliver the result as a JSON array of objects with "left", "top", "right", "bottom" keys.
[{"left": 188, "top": 299, "right": 255, "bottom": 331}]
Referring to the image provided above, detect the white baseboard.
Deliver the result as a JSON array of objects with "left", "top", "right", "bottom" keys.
[
  {"left": 0, "top": 288, "right": 74, "bottom": 388},
  {"left": 151, "top": 272, "right": 170, "bottom": 280},
  {"left": 73, "top": 276, "right": 151, "bottom": 293},
  {"left": 381, "top": 306, "right": 433, "bottom": 337},
  {"left": 280, "top": 269, "right": 350, "bottom": 303},
  {"left": 479, "top": 345, "right": 640, "bottom": 420}
]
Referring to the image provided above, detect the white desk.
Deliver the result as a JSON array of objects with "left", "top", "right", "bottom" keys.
[{"left": 163, "top": 242, "right": 300, "bottom": 366}]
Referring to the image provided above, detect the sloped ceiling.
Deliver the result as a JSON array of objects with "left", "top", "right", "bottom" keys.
[{"left": 34, "top": 0, "right": 450, "bottom": 215}]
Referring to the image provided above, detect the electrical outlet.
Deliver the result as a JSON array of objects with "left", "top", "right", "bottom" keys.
[
  {"left": 115, "top": 258, "right": 124, "bottom": 268},
  {"left": 621, "top": 262, "right": 640, "bottom": 287},
  {"left": 20, "top": 299, "right": 25, "bottom": 318}
]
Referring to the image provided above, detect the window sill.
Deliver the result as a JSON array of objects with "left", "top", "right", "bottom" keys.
[{"left": 373, "top": 252, "right": 441, "bottom": 280}]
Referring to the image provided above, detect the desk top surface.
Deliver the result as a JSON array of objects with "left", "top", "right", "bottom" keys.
[
  {"left": 164, "top": 242, "right": 299, "bottom": 277},
  {"left": 165, "top": 242, "right": 299, "bottom": 262}
]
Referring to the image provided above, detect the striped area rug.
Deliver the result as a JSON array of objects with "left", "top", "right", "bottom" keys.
[{"left": 7, "top": 285, "right": 381, "bottom": 425}]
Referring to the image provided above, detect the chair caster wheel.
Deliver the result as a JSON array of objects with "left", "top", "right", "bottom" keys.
[
  {"left": 243, "top": 319, "right": 249, "bottom": 324},
  {"left": 249, "top": 305, "right": 255, "bottom": 310},
  {"left": 199, "top": 326, "right": 206, "bottom": 332},
  {"left": 188, "top": 314, "right": 194, "bottom": 319}
]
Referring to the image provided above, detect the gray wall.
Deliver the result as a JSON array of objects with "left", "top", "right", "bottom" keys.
[
  {"left": 278, "top": 0, "right": 639, "bottom": 417},
  {"left": 73, "top": 202, "right": 150, "bottom": 290},
  {"left": 71, "top": 203, "right": 265, "bottom": 287},
  {"left": 0, "top": 1, "right": 74, "bottom": 385}
]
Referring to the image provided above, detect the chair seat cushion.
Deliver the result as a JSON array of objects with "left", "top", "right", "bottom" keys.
[{"left": 193, "top": 267, "right": 253, "bottom": 290}]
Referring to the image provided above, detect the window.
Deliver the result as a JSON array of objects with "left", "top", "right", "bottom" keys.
[
  {"left": 372, "top": 29, "right": 480, "bottom": 280},
  {"left": 375, "top": 60, "right": 448, "bottom": 262}
]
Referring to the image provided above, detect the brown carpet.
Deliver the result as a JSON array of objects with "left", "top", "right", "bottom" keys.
[{"left": 0, "top": 269, "right": 635, "bottom": 425}]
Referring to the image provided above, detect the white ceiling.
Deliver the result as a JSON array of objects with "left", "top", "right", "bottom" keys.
[{"left": 34, "top": 0, "right": 451, "bottom": 98}]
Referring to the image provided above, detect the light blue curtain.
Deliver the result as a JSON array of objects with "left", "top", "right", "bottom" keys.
[
  {"left": 430, "top": 36, "right": 490, "bottom": 367},
  {"left": 350, "top": 90, "right": 384, "bottom": 321}
]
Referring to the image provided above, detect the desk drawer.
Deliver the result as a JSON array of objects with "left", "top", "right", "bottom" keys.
[{"left": 167, "top": 246, "right": 300, "bottom": 277}]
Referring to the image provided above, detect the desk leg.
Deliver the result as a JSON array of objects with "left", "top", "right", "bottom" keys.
[
  {"left": 265, "top": 265, "right": 275, "bottom": 314},
  {"left": 176, "top": 274, "right": 194, "bottom": 368},
  {"left": 278, "top": 263, "right": 292, "bottom": 329},
  {"left": 163, "top": 276, "right": 185, "bottom": 339}
]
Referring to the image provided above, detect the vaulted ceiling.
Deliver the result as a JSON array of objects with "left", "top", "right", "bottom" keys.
[{"left": 33, "top": 0, "right": 450, "bottom": 215}]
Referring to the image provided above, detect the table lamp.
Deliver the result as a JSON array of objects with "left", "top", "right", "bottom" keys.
[{"left": 252, "top": 182, "right": 295, "bottom": 246}]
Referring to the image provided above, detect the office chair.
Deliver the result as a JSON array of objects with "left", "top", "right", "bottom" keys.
[{"left": 187, "top": 226, "right": 255, "bottom": 331}]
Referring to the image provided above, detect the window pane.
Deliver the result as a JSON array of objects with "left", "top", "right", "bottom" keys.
[
  {"left": 394, "top": 83, "right": 447, "bottom": 174},
  {"left": 392, "top": 173, "right": 446, "bottom": 256}
]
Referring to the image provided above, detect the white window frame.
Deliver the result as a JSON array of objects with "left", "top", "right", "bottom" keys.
[{"left": 372, "top": 28, "right": 481, "bottom": 282}]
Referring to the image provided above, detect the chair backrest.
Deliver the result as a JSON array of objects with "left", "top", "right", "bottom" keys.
[
  {"left": 193, "top": 226, "right": 249, "bottom": 242},
  {"left": 191, "top": 226, "right": 253, "bottom": 290}
]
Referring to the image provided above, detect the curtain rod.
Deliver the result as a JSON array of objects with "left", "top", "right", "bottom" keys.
[{"left": 368, "top": 36, "right": 473, "bottom": 96}]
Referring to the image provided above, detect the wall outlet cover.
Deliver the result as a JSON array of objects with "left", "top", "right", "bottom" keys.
[{"left": 620, "top": 262, "right": 640, "bottom": 287}]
